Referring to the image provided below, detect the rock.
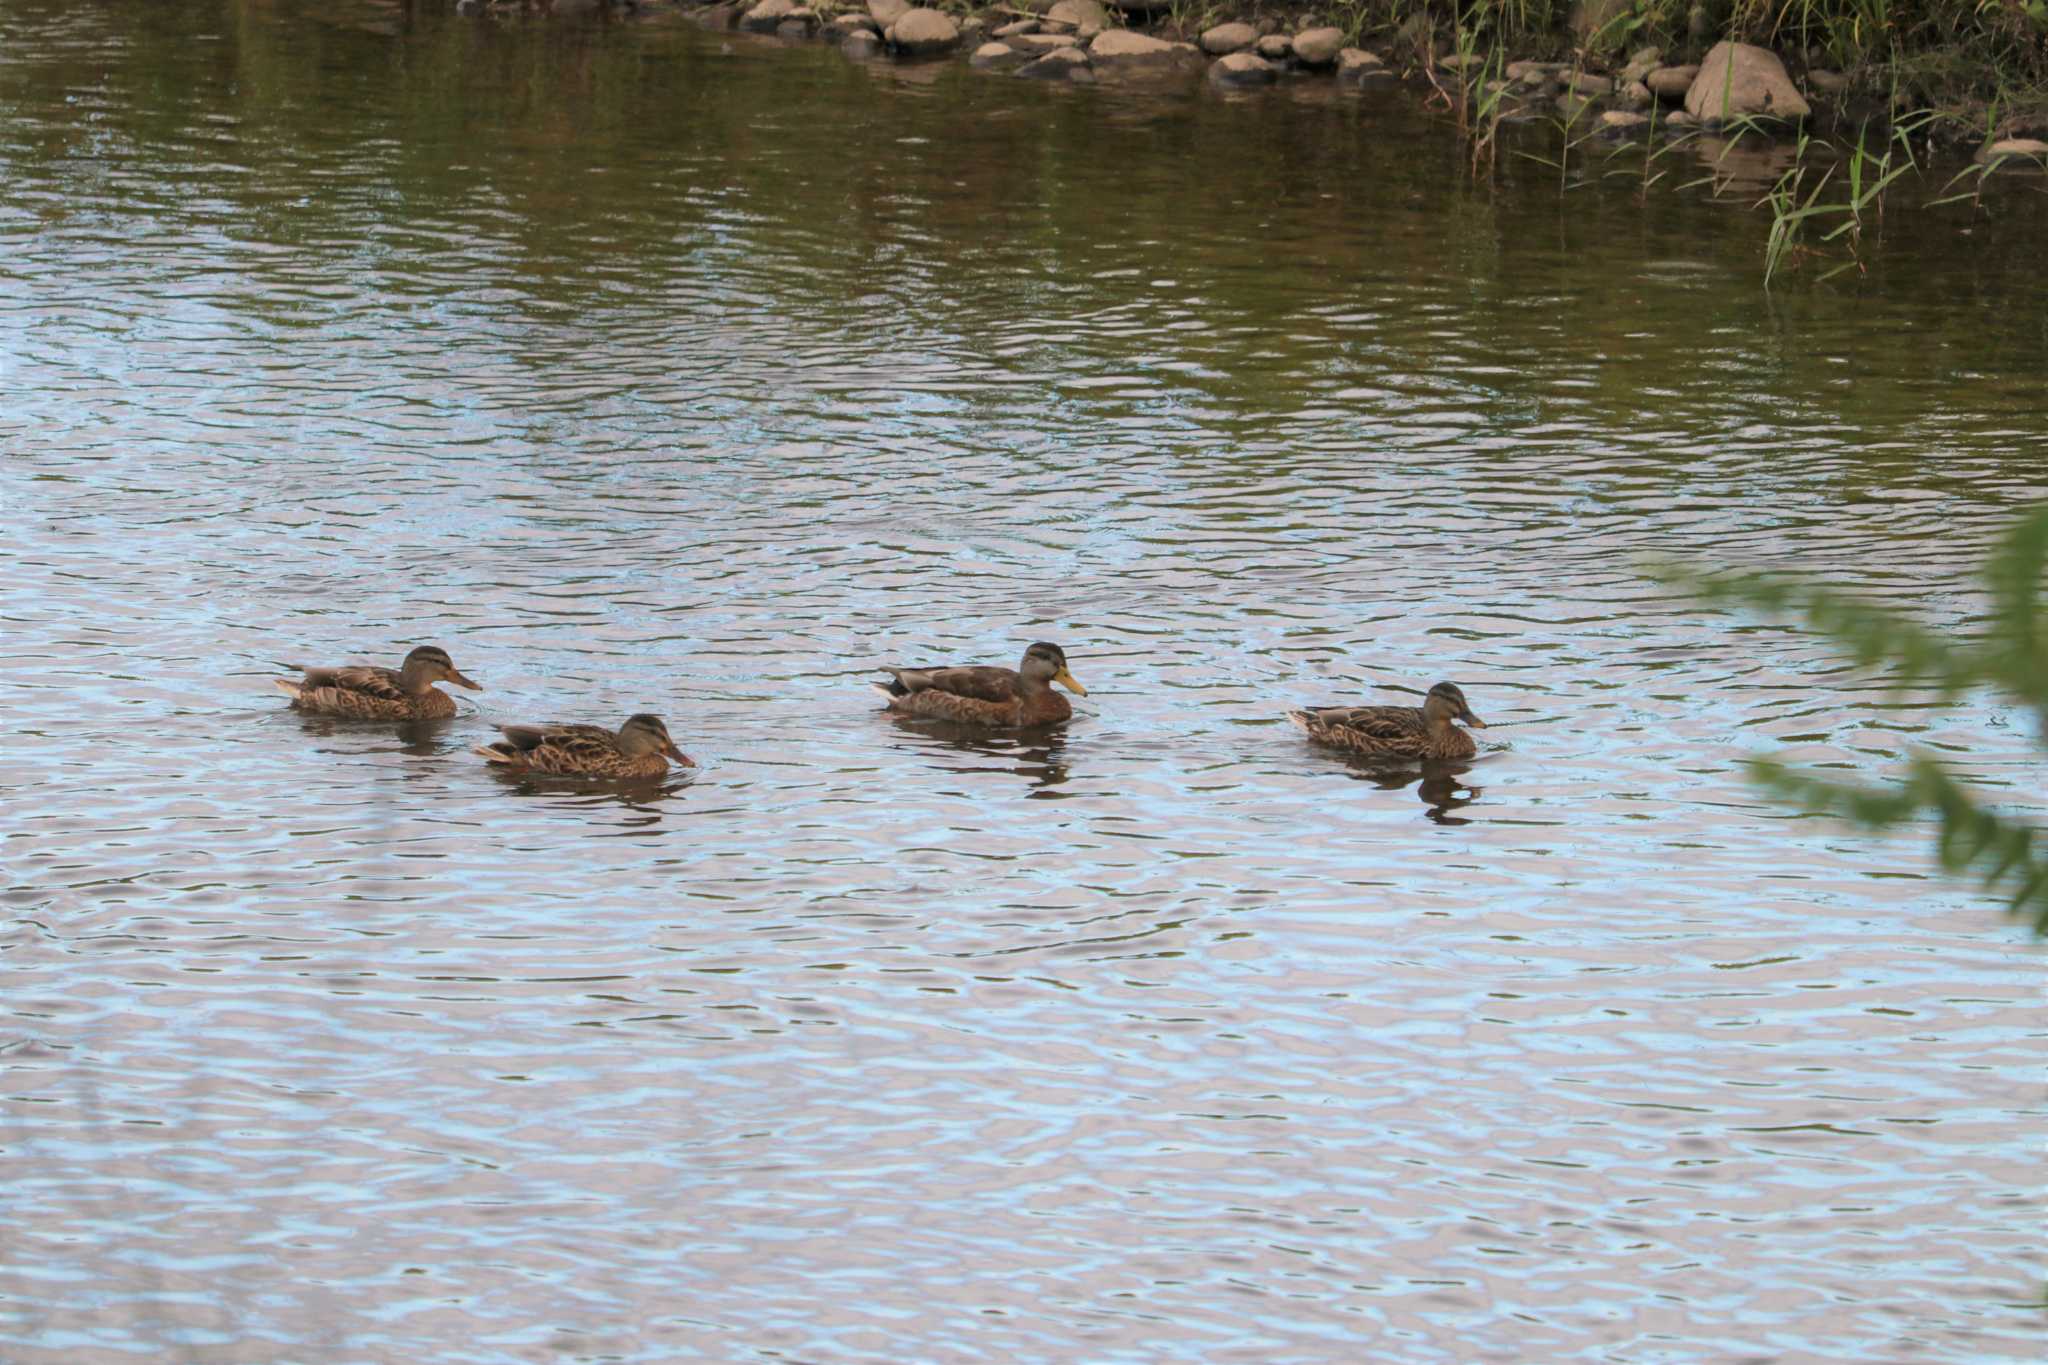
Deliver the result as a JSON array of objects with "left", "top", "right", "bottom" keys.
[
  {"left": 826, "top": 12, "right": 877, "bottom": 34},
  {"left": 886, "top": 7, "right": 960, "bottom": 54},
  {"left": 970, "top": 40, "right": 1025, "bottom": 68},
  {"left": 1256, "top": 34, "right": 1291, "bottom": 60},
  {"left": 1438, "top": 51, "right": 1484, "bottom": 72},
  {"left": 1291, "top": 26, "right": 1342, "bottom": 66},
  {"left": 1620, "top": 45, "right": 1661, "bottom": 84},
  {"left": 867, "top": 0, "right": 910, "bottom": 25},
  {"left": 1664, "top": 108, "right": 1695, "bottom": 127},
  {"left": 1566, "top": 71, "right": 1613, "bottom": 95},
  {"left": 961, "top": 16, "right": 986, "bottom": 36},
  {"left": 1597, "top": 109, "right": 1649, "bottom": 135},
  {"left": 993, "top": 18, "right": 1038, "bottom": 36},
  {"left": 1008, "top": 32, "right": 1081, "bottom": 51},
  {"left": 1618, "top": 78, "right": 1652, "bottom": 109},
  {"left": 1088, "top": 30, "right": 1191, "bottom": 66},
  {"left": 1506, "top": 60, "right": 1561, "bottom": 80},
  {"left": 841, "top": 28, "right": 883, "bottom": 57},
  {"left": 1807, "top": 68, "right": 1849, "bottom": 95},
  {"left": 1513, "top": 67, "right": 1555, "bottom": 92},
  {"left": 1208, "top": 51, "right": 1275, "bottom": 86},
  {"left": 1685, "top": 42, "right": 1810, "bottom": 124},
  {"left": 1016, "top": 45, "right": 1091, "bottom": 79},
  {"left": 1336, "top": 48, "right": 1389, "bottom": 84},
  {"left": 1200, "top": 21, "right": 1257, "bottom": 55},
  {"left": 1046, "top": 0, "right": 1106, "bottom": 27},
  {"left": 1977, "top": 137, "right": 2048, "bottom": 167},
  {"left": 1556, "top": 90, "right": 1599, "bottom": 119},
  {"left": 777, "top": 17, "right": 813, "bottom": 38},
  {"left": 1646, "top": 64, "right": 1697, "bottom": 99},
  {"left": 739, "top": 0, "right": 796, "bottom": 32}
]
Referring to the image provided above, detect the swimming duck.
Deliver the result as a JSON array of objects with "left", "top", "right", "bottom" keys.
[
  {"left": 873, "top": 641, "right": 1086, "bottom": 727},
  {"left": 1287, "top": 681, "right": 1488, "bottom": 760},
  {"left": 475, "top": 713, "right": 693, "bottom": 779},
  {"left": 275, "top": 644, "right": 481, "bottom": 720}
]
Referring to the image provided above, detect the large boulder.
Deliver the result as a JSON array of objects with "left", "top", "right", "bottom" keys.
[
  {"left": 1199, "top": 21, "right": 1256, "bottom": 55},
  {"left": 1016, "top": 45, "right": 1091, "bottom": 79},
  {"left": 886, "top": 7, "right": 960, "bottom": 54},
  {"left": 970, "top": 41, "right": 1027, "bottom": 68},
  {"left": 1089, "top": 30, "right": 1194, "bottom": 67},
  {"left": 1291, "top": 26, "right": 1343, "bottom": 66},
  {"left": 1045, "top": 0, "right": 1106, "bottom": 27},
  {"left": 1255, "top": 34, "right": 1291, "bottom": 60},
  {"left": 739, "top": 0, "right": 796, "bottom": 32},
  {"left": 867, "top": 0, "right": 910, "bottom": 24},
  {"left": 1977, "top": 137, "right": 2048, "bottom": 168},
  {"left": 1208, "top": 51, "right": 1275, "bottom": 86},
  {"left": 1336, "top": 48, "right": 1389, "bottom": 85},
  {"left": 1646, "top": 64, "right": 1696, "bottom": 99},
  {"left": 1684, "top": 42, "right": 1810, "bottom": 124}
]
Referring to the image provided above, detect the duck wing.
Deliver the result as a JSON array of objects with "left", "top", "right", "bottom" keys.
[
  {"left": 1299, "top": 705, "right": 1428, "bottom": 740},
  {"left": 883, "top": 665, "right": 1024, "bottom": 702},
  {"left": 498, "top": 722, "right": 622, "bottom": 756},
  {"left": 305, "top": 665, "right": 409, "bottom": 703}
]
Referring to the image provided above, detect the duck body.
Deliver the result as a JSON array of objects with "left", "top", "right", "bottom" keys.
[
  {"left": 1288, "top": 681, "right": 1486, "bottom": 761},
  {"left": 873, "top": 642, "right": 1086, "bottom": 728},
  {"left": 476, "top": 713, "right": 693, "bottom": 779},
  {"left": 276, "top": 645, "right": 480, "bottom": 720}
]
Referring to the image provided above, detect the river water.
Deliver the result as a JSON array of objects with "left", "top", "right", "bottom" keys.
[{"left": 2, "top": 1, "right": 2043, "bottom": 1360}]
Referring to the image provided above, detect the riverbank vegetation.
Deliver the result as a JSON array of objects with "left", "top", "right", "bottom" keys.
[{"left": 1157, "top": 1, "right": 2048, "bottom": 137}]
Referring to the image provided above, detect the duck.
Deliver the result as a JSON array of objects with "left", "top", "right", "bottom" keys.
[
  {"left": 872, "top": 641, "right": 1086, "bottom": 728},
  {"left": 475, "top": 713, "right": 694, "bottom": 779},
  {"left": 1286, "top": 681, "right": 1488, "bottom": 760},
  {"left": 275, "top": 644, "right": 481, "bottom": 720}
]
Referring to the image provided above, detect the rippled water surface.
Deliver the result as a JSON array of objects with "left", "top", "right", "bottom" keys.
[{"left": 3, "top": 1, "right": 2044, "bottom": 1359}]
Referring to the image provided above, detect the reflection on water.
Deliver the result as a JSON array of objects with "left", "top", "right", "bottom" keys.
[
  {"left": 887, "top": 715, "right": 1076, "bottom": 794},
  {"left": 2, "top": 0, "right": 2044, "bottom": 1361}
]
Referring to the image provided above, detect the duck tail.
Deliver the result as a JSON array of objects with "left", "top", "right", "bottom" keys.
[
  {"left": 1284, "top": 709, "right": 1314, "bottom": 732},
  {"left": 871, "top": 677, "right": 908, "bottom": 702},
  {"left": 474, "top": 742, "right": 519, "bottom": 765},
  {"left": 274, "top": 679, "right": 303, "bottom": 701}
]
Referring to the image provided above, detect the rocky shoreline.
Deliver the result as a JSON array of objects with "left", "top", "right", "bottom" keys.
[{"left": 467, "top": 0, "right": 2048, "bottom": 168}]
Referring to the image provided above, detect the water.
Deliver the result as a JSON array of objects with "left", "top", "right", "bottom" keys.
[{"left": 3, "top": 1, "right": 2043, "bottom": 1359}]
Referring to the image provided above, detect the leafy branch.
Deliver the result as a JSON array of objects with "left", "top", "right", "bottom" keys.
[{"left": 1655, "top": 504, "right": 2048, "bottom": 935}]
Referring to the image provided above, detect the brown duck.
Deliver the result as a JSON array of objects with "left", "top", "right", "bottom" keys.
[
  {"left": 475, "top": 713, "right": 693, "bottom": 779},
  {"left": 1287, "top": 681, "right": 1488, "bottom": 760},
  {"left": 873, "top": 641, "right": 1087, "bottom": 728},
  {"left": 275, "top": 644, "right": 481, "bottom": 720}
]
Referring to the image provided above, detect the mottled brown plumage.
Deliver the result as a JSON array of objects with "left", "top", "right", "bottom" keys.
[
  {"left": 1287, "top": 681, "right": 1488, "bottom": 760},
  {"left": 475, "top": 713, "right": 694, "bottom": 779},
  {"left": 275, "top": 645, "right": 481, "bottom": 720},
  {"left": 874, "top": 642, "right": 1086, "bottom": 728}
]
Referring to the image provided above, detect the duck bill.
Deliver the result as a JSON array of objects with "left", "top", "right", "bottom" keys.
[
  {"left": 1462, "top": 710, "right": 1487, "bottom": 729},
  {"left": 1052, "top": 667, "right": 1087, "bottom": 697},
  {"left": 449, "top": 670, "right": 483, "bottom": 691},
  {"left": 664, "top": 741, "right": 695, "bottom": 767}
]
